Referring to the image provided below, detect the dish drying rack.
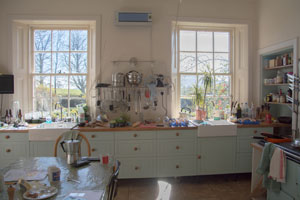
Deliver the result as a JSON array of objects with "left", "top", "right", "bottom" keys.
[{"left": 287, "top": 73, "right": 299, "bottom": 139}]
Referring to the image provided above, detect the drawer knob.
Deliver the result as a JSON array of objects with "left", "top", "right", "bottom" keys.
[
  {"left": 176, "top": 165, "right": 179, "bottom": 169},
  {"left": 6, "top": 149, "right": 11, "bottom": 153},
  {"left": 254, "top": 130, "right": 258, "bottom": 134},
  {"left": 134, "top": 166, "right": 139, "bottom": 170},
  {"left": 197, "top": 155, "right": 201, "bottom": 159},
  {"left": 91, "top": 135, "right": 96, "bottom": 138},
  {"left": 133, "top": 134, "right": 138, "bottom": 137},
  {"left": 5, "top": 135, "right": 10, "bottom": 139},
  {"left": 176, "top": 133, "right": 179, "bottom": 136},
  {"left": 176, "top": 146, "right": 180, "bottom": 150},
  {"left": 91, "top": 148, "right": 96, "bottom": 152},
  {"left": 134, "top": 147, "right": 138, "bottom": 151}
]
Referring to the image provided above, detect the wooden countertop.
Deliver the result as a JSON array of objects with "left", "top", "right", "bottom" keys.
[
  {"left": 236, "top": 122, "right": 291, "bottom": 128},
  {"left": 0, "top": 122, "right": 291, "bottom": 133}
]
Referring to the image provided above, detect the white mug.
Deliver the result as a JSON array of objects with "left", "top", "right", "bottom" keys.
[{"left": 48, "top": 166, "right": 61, "bottom": 182}]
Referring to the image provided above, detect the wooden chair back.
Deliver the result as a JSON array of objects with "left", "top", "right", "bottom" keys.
[
  {"left": 107, "top": 160, "right": 121, "bottom": 200},
  {"left": 54, "top": 132, "right": 91, "bottom": 157}
]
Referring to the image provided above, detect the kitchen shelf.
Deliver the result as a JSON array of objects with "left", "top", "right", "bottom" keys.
[
  {"left": 264, "top": 83, "right": 289, "bottom": 86},
  {"left": 264, "top": 64, "right": 293, "bottom": 70}
]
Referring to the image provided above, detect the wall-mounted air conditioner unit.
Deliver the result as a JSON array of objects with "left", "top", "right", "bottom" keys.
[{"left": 115, "top": 11, "right": 152, "bottom": 26}]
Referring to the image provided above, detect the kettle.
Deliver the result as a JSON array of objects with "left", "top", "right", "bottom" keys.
[{"left": 60, "top": 139, "right": 81, "bottom": 164}]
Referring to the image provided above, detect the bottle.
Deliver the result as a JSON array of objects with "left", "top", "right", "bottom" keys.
[
  {"left": 78, "top": 107, "right": 85, "bottom": 123},
  {"left": 243, "top": 103, "right": 249, "bottom": 118},
  {"left": 276, "top": 71, "right": 283, "bottom": 83},
  {"left": 9, "top": 109, "right": 12, "bottom": 123},
  {"left": 5, "top": 110, "right": 9, "bottom": 124},
  {"left": 237, "top": 104, "right": 242, "bottom": 119},
  {"left": 18, "top": 109, "right": 22, "bottom": 121}
]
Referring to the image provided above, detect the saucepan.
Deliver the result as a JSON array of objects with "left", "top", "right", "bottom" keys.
[{"left": 253, "top": 133, "right": 292, "bottom": 143}]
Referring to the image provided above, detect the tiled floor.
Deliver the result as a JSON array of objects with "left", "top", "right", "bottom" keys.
[{"left": 115, "top": 174, "right": 253, "bottom": 200}]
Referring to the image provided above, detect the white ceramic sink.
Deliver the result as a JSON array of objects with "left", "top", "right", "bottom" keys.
[
  {"left": 29, "top": 122, "right": 77, "bottom": 141},
  {"left": 36, "top": 122, "right": 77, "bottom": 129},
  {"left": 197, "top": 120, "right": 237, "bottom": 137}
]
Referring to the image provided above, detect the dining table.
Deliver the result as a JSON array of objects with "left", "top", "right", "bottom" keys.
[{"left": 0, "top": 157, "right": 113, "bottom": 200}]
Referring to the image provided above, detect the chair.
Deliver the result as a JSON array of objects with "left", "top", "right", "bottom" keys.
[
  {"left": 107, "top": 160, "right": 121, "bottom": 200},
  {"left": 54, "top": 131, "right": 91, "bottom": 157}
]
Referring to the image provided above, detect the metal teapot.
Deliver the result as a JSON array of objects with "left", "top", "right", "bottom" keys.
[
  {"left": 126, "top": 70, "right": 143, "bottom": 86},
  {"left": 60, "top": 139, "right": 81, "bottom": 164}
]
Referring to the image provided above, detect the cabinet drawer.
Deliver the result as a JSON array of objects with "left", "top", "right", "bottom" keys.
[
  {"left": 0, "top": 142, "right": 28, "bottom": 159},
  {"left": 157, "top": 130, "right": 196, "bottom": 139},
  {"left": 115, "top": 140, "right": 156, "bottom": 157},
  {"left": 115, "top": 131, "right": 156, "bottom": 140},
  {"left": 237, "top": 128, "right": 273, "bottom": 137},
  {"left": 117, "top": 157, "right": 156, "bottom": 179},
  {"left": 88, "top": 141, "right": 114, "bottom": 156},
  {"left": 236, "top": 152, "right": 252, "bottom": 173},
  {"left": 158, "top": 139, "right": 196, "bottom": 156},
  {"left": 158, "top": 156, "right": 196, "bottom": 177},
  {"left": 83, "top": 132, "right": 114, "bottom": 141},
  {"left": 0, "top": 133, "right": 28, "bottom": 141}
]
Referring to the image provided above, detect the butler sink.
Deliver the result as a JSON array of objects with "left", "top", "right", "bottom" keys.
[
  {"left": 29, "top": 122, "right": 77, "bottom": 141},
  {"left": 197, "top": 120, "right": 237, "bottom": 137}
]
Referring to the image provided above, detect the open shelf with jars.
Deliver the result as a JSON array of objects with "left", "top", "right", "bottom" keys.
[{"left": 260, "top": 39, "right": 298, "bottom": 119}]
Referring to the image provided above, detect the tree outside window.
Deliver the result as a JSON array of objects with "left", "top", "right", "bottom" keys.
[{"left": 33, "top": 28, "right": 88, "bottom": 119}]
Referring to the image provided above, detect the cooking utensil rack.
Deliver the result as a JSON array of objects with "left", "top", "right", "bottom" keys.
[{"left": 288, "top": 73, "right": 299, "bottom": 139}]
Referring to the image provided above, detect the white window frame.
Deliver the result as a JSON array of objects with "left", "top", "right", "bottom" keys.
[
  {"left": 176, "top": 25, "right": 234, "bottom": 113},
  {"left": 29, "top": 25, "right": 91, "bottom": 116}
]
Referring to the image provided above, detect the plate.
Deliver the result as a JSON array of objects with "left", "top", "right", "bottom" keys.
[{"left": 23, "top": 186, "right": 58, "bottom": 200}]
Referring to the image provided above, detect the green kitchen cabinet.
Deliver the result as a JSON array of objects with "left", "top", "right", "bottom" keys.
[
  {"left": 30, "top": 141, "right": 62, "bottom": 157},
  {"left": 236, "top": 127, "right": 273, "bottom": 173},
  {"left": 197, "top": 136, "right": 236, "bottom": 174},
  {"left": 0, "top": 132, "right": 29, "bottom": 169}
]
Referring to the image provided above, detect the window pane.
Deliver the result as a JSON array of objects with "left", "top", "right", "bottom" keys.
[
  {"left": 71, "top": 53, "right": 87, "bottom": 73},
  {"left": 53, "top": 53, "right": 69, "bottom": 73},
  {"left": 197, "top": 53, "right": 213, "bottom": 73},
  {"left": 197, "top": 31, "right": 213, "bottom": 52},
  {"left": 51, "top": 76, "right": 69, "bottom": 106},
  {"left": 33, "top": 76, "right": 50, "bottom": 98},
  {"left": 214, "top": 32, "right": 229, "bottom": 52},
  {"left": 180, "top": 52, "right": 196, "bottom": 73},
  {"left": 198, "top": 75, "right": 213, "bottom": 96},
  {"left": 34, "top": 30, "right": 51, "bottom": 51},
  {"left": 180, "top": 30, "right": 196, "bottom": 51},
  {"left": 180, "top": 75, "right": 196, "bottom": 110},
  {"left": 34, "top": 53, "right": 51, "bottom": 73},
  {"left": 215, "top": 75, "right": 231, "bottom": 96},
  {"left": 33, "top": 98, "right": 51, "bottom": 112},
  {"left": 33, "top": 76, "right": 51, "bottom": 112},
  {"left": 70, "top": 76, "right": 86, "bottom": 98},
  {"left": 214, "top": 97, "right": 231, "bottom": 111},
  {"left": 71, "top": 30, "right": 88, "bottom": 51},
  {"left": 214, "top": 53, "right": 229, "bottom": 73},
  {"left": 53, "top": 30, "right": 69, "bottom": 51}
]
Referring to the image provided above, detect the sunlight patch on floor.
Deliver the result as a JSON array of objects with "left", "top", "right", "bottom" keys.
[{"left": 156, "top": 181, "right": 172, "bottom": 200}]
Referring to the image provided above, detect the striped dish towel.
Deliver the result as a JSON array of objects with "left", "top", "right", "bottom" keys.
[{"left": 268, "top": 147, "right": 286, "bottom": 183}]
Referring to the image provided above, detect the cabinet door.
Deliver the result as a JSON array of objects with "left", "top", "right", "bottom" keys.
[
  {"left": 236, "top": 152, "right": 252, "bottom": 173},
  {"left": 198, "top": 137, "right": 236, "bottom": 174},
  {"left": 30, "top": 141, "right": 58, "bottom": 157},
  {"left": 267, "top": 190, "right": 294, "bottom": 200}
]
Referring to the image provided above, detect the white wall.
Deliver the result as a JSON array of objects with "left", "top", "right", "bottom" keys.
[
  {"left": 254, "top": 0, "right": 300, "bottom": 104},
  {"left": 0, "top": 0, "right": 257, "bottom": 119}
]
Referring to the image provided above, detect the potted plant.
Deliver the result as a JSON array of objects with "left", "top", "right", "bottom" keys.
[{"left": 193, "top": 72, "right": 213, "bottom": 120}]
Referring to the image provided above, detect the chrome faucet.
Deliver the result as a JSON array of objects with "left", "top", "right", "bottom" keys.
[{"left": 55, "top": 102, "right": 63, "bottom": 121}]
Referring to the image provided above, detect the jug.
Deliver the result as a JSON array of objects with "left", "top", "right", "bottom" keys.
[{"left": 60, "top": 139, "right": 81, "bottom": 164}]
